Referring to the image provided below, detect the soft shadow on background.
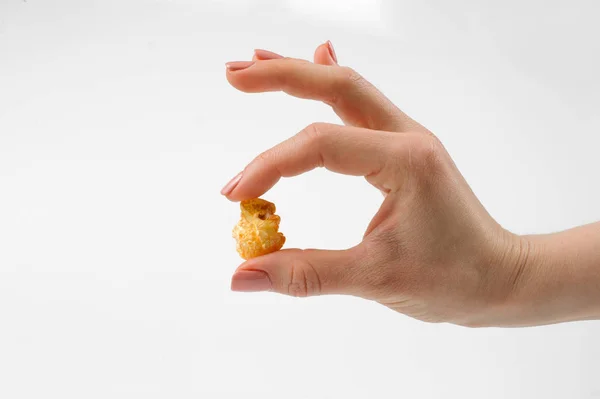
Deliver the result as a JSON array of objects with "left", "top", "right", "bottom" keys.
[{"left": 1, "top": 0, "right": 599, "bottom": 398}]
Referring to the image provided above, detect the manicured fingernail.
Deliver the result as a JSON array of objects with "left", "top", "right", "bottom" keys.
[
  {"left": 326, "top": 40, "right": 338, "bottom": 63},
  {"left": 225, "top": 61, "right": 255, "bottom": 72},
  {"left": 231, "top": 270, "right": 272, "bottom": 292},
  {"left": 221, "top": 172, "right": 243, "bottom": 196},
  {"left": 253, "top": 49, "right": 283, "bottom": 60}
]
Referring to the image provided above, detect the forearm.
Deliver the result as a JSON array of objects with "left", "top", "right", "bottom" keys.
[{"left": 513, "top": 222, "right": 600, "bottom": 326}]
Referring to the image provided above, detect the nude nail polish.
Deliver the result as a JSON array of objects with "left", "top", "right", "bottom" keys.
[
  {"left": 253, "top": 49, "right": 283, "bottom": 60},
  {"left": 326, "top": 40, "right": 338, "bottom": 63},
  {"left": 225, "top": 61, "right": 255, "bottom": 71},
  {"left": 221, "top": 172, "right": 243, "bottom": 196},
  {"left": 231, "top": 270, "right": 272, "bottom": 292}
]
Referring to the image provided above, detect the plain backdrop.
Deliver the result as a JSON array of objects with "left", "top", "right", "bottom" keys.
[{"left": 1, "top": 0, "right": 600, "bottom": 398}]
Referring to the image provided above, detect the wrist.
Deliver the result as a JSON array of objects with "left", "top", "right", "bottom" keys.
[{"left": 500, "top": 226, "right": 600, "bottom": 326}]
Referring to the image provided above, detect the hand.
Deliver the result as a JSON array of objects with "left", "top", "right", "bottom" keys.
[{"left": 221, "top": 42, "right": 593, "bottom": 328}]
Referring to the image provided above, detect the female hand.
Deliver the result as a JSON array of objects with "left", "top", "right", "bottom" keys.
[{"left": 221, "top": 42, "right": 600, "bottom": 328}]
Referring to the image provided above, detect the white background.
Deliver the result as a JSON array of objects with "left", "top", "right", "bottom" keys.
[{"left": 1, "top": 0, "right": 600, "bottom": 398}]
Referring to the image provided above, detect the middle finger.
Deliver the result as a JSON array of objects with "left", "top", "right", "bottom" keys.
[{"left": 226, "top": 57, "right": 427, "bottom": 133}]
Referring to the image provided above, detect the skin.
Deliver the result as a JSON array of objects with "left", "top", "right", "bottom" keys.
[{"left": 222, "top": 42, "right": 600, "bottom": 328}]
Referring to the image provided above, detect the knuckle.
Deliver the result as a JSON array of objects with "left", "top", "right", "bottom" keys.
[
  {"left": 325, "top": 67, "right": 367, "bottom": 107},
  {"left": 340, "top": 66, "right": 364, "bottom": 86},
  {"left": 301, "top": 123, "right": 328, "bottom": 145},
  {"left": 286, "top": 255, "right": 322, "bottom": 297},
  {"left": 334, "top": 67, "right": 366, "bottom": 95},
  {"left": 256, "top": 149, "right": 273, "bottom": 164},
  {"left": 408, "top": 134, "right": 445, "bottom": 175}
]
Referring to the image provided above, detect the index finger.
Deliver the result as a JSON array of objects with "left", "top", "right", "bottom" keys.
[{"left": 225, "top": 123, "right": 407, "bottom": 201}]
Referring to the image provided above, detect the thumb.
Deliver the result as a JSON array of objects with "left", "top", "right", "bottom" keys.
[{"left": 231, "top": 247, "right": 364, "bottom": 297}]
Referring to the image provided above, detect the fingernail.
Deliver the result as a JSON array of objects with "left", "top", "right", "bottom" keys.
[
  {"left": 225, "top": 61, "right": 255, "bottom": 72},
  {"left": 253, "top": 49, "right": 283, "bottom": 60},
  {"left": 221, "top": 172, "right": 243, "bottom": 196},
  {"left": 231, "top": 270, "right": 272, "bottom": 292},
  {"left": 326, "top": 40, "right": 338, "bottom": 63}
]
